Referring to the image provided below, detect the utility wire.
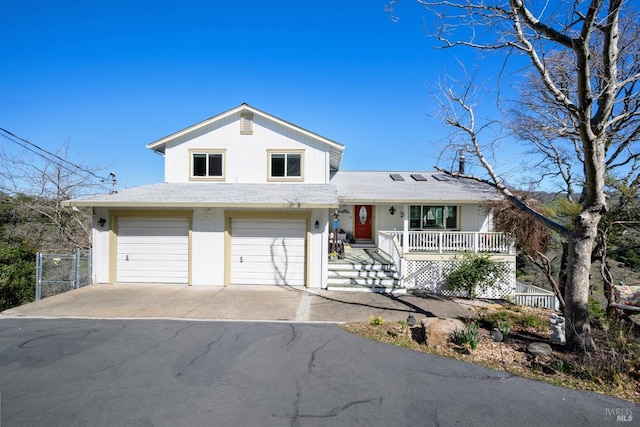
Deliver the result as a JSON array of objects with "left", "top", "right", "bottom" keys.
[{"left": 0, "top": 127, "right": 113, "bottom": 184}]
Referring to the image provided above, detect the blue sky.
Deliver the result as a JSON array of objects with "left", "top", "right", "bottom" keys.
[{"left": 1, "top": 1, "right": 518, "bottom": 190}]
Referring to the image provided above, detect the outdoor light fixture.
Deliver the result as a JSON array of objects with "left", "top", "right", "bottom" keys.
[
  {"left": 315, "top": 220, "right": 320, "bottom": 229},
  {"left": 98, "top": 218, "right": 106, "bottom": 227},
  {"left": 389, "top": 206, "right": 396, "bottom": 215}
]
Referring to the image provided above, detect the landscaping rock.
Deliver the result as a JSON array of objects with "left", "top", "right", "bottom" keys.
[
  {"left": 527, "top": 342, "right": 552, "bottom": 358},
  {"left": 421, "top": 317, "right": 466, "bottom": 347}
]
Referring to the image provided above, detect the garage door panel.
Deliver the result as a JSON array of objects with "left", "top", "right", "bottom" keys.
[
  {"left": 117, "top": 217, "right": 189, "bottom": 284},
  {"left": 231, "top": 218, "right": 306, "bottom": 286}
]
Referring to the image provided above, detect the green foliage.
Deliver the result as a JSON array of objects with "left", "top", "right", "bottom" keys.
[
  {"left": 588, "top": 297, "right": 605, "bottom": 323},
  {"left": 612, "top": 248, "right": 640, "bottom": 270},
  {"left": 447, "top": 254, "right": 509, "bottom": 299},
  {"left": 497, "top": 321, "right": 511, "bottom": 341},
  {"left": 450, "top": 328, "right": 468, "bottom": 346},
  {"left": 369, "top": 315, "right": 384, "bottom": 326},
  {"left": 483, "top": 310, "right": 512, "bottom": 327},
  {"left": 466, "top": 322, "right": 480, "bottom": 349},
  {"left": 450, "top": 321, "right": 481, "bottom": 350},
  {"left": 0, "top": 242, "right": 36, "bottom": 311},
  {"left": 482, "top": 307, "right": 546, "bottom": 331},
  {"left": 518, "top": 314, "right": 546, "bottom": 329}
]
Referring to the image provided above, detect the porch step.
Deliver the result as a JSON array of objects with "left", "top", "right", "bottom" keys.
[{"left": 327, "top": 249, "right": 403, "bottom": 293}]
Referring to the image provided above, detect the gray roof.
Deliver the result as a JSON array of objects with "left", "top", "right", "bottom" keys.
[
  {"left": 331, "top": 171, "right": 502, "bottom": 203},
  {"left": 64, "top": 171, "right": 502, "bottom": 208},
  {"left": 64, "top": 183, "right": 339, "bottom": 208}
]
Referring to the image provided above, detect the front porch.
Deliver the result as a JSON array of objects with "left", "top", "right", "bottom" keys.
[{"left": 329, "top": 231, "right": 516, "bottom": 297}]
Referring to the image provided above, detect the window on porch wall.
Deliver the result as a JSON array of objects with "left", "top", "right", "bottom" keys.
[{"left": 409, "top": 205, "right": 458, "bottom": 230}]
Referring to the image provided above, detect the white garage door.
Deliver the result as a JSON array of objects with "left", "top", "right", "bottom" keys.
[
  {"left": 117, "top": 217, "right": 189, "bottom": 283},
  {"left": 231, "top": 218, "right": 306, "bottom": 286}
]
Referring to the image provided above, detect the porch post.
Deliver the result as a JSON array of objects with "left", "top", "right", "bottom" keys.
[{"left": 402, "top": 204, "right": 409, "bottom": 253}]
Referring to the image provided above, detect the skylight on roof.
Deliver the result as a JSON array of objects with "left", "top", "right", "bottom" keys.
[
  {"left": 432, "top": 174, "right": 451, "bottom": 181},
  {"left": 389, "top": 173, "right": 405, "bottom": 181},
  {"left": 410, "top": 174, "right": 427, "bottom": 181}
]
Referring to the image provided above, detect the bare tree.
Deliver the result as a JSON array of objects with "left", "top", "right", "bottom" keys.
[
  {"left": 388, "top": 0, "right": 640, "bottom": 351},
  {"left": 0, "top": 139, "right": 109, "bottom": 250}
]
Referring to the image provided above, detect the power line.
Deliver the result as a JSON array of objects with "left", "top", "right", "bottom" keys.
[{"left": 0, "top": 127, "right": 114, "bottom": 185}]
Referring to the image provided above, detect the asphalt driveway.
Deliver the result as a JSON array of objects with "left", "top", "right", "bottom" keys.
[
  {"left": 1, "top": 284, "right": 474, "bottom": 323},
  {"left": 0, "top": 318, "right": 635, "bottom": 427}
]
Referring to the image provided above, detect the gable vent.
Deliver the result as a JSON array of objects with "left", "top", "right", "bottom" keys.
[
  {"left": 389, "top": 173, "right": 405, "bottom": 181},
  {"left": 240, "top": 113, "right": 254, "bottom": 135},
  {"left": 410, "top": 174, "right": 427, "bottom": 181}
]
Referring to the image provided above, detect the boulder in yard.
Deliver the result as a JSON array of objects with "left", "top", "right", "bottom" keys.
[
  {"left": 421, "top": 317, "right": 466, "bottom": 347},
  {"left": 527, "top": 342, "right": 552, "bottom": 358}
]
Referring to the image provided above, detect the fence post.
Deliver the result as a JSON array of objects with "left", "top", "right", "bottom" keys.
[
  {"left": 35, "top": 252, "right": 42, "bottom": 301},
  {"left": 74, "top": 248, "right": 80, "bottom": 289}
]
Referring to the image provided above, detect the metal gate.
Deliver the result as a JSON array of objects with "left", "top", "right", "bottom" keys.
[{"left": 35, "top": 249, "right": 92, "bottom": 300}]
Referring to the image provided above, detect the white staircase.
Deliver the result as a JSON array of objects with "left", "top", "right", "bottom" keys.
[{"left": 327, "top": 248, "right": 404, "bottom": 294}]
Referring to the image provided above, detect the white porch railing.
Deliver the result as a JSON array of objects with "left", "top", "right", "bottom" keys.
[
  {"left": 514, "top": 282, "right": 559, "bottom": 310},
  {"left": 384, "top": 230, "right": 514, "bottom": 254},
  {"left": 378, "top": 231, "right": 404, "bottom": 278}
]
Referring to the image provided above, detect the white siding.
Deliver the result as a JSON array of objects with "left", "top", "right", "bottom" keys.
[
  {"left": 116, "top": 217, "right": 189, "bottom": 283},
  {"left": 231, "top": 218, "right": 306, "bottom": 286},
  {"left": 92, "top": 207, "right": 110, "bottom": 283},
  {"left": 163, "top": 113, "right": 331, "bottom": 184}
]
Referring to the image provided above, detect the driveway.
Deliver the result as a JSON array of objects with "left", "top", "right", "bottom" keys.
[
  {"left": 0, "top": 318, "right": 635, "bottom": 427},
  {"left": 1, "top": 284, "right": 474, "bottom": 323}
]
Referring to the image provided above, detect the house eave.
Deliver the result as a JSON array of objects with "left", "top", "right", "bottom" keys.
[
  {"left": 336, "top": 198, "right": 498, "bottom": 205},
  {"left": 63, "top": 201, "right": 339, "bottom": 209}
]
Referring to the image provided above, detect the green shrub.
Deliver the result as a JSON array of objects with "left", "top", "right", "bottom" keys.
[
  {"left": 447, "top": 254, "right": 510, "bottom": 299},
  {"left": 0, "top": 243, "right": 36, "bottom": 311}
]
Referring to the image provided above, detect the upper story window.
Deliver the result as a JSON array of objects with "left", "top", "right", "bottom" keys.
[
  {"left": 189, "top": 149, "right": 225, "bottom": 181},
  {"left": 268, "top": 150, "right": 304, "bottom": 181},
  {"left": 410, "top": 205, "right": 458, "bottom": 230}
]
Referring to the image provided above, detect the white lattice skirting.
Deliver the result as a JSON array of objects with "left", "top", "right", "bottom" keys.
[{"left": 404, "top": 259, "right": 516, "bottom": 299}]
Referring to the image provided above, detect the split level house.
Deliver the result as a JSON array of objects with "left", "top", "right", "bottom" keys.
[{"left": 64, "top": 104, "right": 516, "bottom": 298}]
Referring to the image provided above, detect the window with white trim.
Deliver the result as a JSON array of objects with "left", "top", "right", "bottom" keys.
[
  {"left": 409, "top": 205, "right": 458, "bottom": 229},
  {"left": 189, "top": 150, "right": 225, "bottom": 180},
  {"left": 268, "top": 151, "right": 303, "bottom": 180}
]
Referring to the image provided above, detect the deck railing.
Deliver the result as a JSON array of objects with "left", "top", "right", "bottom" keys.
[
  {"left": 515, "top": 282, "right": 559, "bottom": 310},
  {"left": 383, "top": 230, "right": 514, "bottom": 254}
]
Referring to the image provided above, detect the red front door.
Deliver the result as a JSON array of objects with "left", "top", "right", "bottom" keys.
[{"left": 354, "top": 205, "right": 373, "bottom": 240}]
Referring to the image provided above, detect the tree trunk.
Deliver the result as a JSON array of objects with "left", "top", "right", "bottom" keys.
[{"left": 564, "top": 211, "right": 599, "bottom": 352}]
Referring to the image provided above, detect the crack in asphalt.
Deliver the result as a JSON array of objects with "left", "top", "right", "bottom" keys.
[
  {"left": 286, "top": 324, "right": 297, "bottom": 347},
  {"left": 412, "top": 362, "right": 515, "bottom": 382},
  {"left": 97, "top": 323, "right": 194, "bottom": 373},
  {"left": 18, "top": 332, "right": 66, "bottom": 348},
  {"left": 174, "top": 325, "right": 227, "bottom": 377},
  {"left": 285, "top": 377, "right": 382, "bottom": 425},
  {"left": 290, "top": 380, "right": 302, "bottom": 427},
  {"left": 308, "top": 338, "right": 333, "bottom": 374},
  {"left": 298, "top": 397, "right": 384, "bottom": 420}
]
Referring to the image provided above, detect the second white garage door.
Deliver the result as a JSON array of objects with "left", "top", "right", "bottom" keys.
[
  {"left": 230, "top": 218, "right": 307, "bottom": 286},
  {"left": 116, "top": 217, "right": 190, "bottom": 284}
]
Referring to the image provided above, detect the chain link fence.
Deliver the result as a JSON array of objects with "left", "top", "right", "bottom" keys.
[{"left": 35, "top": 249, "right": 92, "bottom": 300}]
